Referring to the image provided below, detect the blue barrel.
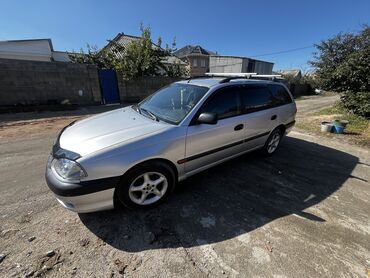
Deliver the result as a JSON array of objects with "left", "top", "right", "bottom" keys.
[{"left": 334, "top": 125, "right": 345, "bottom": 134}]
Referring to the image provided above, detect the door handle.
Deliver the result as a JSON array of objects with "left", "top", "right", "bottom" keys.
[
  {"left": 271, "top": 115, "right": 277, "bottom": 120},
  {"left": 234, "top": 124, "right": 244, "bottom": 131}
]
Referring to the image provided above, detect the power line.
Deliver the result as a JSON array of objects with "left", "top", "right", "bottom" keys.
[{"left": 250, "top": 45, "right": 315, "bottom": 58}]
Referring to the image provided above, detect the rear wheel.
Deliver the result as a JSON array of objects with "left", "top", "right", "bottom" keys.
[
  {"left": 262, "top": 129, "right": 283, "bottom": 156},
  {"left": 116, "top": 161, "right": 175, "bottom": 209}
]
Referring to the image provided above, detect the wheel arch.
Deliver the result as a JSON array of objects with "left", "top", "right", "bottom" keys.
[
  {"left": 118, "top": 158, "right": 179, "bottom": 184},
  {"left": 113, "top": 158, "right": 179, "bottom": 209},
  {"left": 273, "top": 124, "right": 286, "bottom": 134}
]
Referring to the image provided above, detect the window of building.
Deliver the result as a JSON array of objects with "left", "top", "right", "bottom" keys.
[
  {"left": 201, "top": 59, "right": 206, "bottom": 67},
  {"left": 192, "top": 59, "right": 198, "bottom": 67}
]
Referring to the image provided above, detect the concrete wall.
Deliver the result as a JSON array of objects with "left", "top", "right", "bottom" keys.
[
  {"left": 52, "top": 51, "right": 71, "bottom": 62},
  {"left": 117, "top": 74, "right": 181, "bottom": 102},
  {"left": 0, "top": 58, "right": 101, "bottom": 106},
  {"left": 210, "top": 56, "right": 274, "bottom": 74},
  {"left": 210, "top": 56, "right": 243, "bottom": 73},
  {"left": 254, "top": 60, "right": 273, "bottom": 74}
]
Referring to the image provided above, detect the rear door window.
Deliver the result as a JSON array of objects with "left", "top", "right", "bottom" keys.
[
  {"left": 268, "top": 84, "right": 293, "bottom": 106},
  {"left": 240, "top": 86, "right": 274, "bottom": 113}
]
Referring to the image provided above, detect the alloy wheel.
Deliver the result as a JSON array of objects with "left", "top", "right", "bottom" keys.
[
  {"left": 267, "top": 132, "right": 281, "bottom": 154},
  {"left": 128, "top": 172, "right": 168, "bottom": 205}
]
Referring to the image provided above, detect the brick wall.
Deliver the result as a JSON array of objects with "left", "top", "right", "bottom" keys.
[
  {"left": 117, "top": 74, "right": 182, "bottom": 102},
  {"left": 0, "top": 58, "right": 101, "bottom": 106}
]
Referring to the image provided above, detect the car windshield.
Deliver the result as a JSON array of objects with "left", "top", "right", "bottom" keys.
[{"left": 136, "top": 83, "right": 209, "bottom": 124}]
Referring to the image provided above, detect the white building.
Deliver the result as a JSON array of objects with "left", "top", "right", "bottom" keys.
[{"left": 0, "top": 39, "right": 70, "bottom": 62}]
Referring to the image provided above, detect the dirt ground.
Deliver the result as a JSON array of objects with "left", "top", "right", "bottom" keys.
[{"left": 1, "top": 96, "right": 370, "bottom": 277}]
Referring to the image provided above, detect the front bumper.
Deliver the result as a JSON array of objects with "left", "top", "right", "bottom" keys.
[
  {"left": 55, "top": 188, "right": 115, "bottom": 213},
  {"left": 45, "top": 158, "right": 120, "bottom": 213}
]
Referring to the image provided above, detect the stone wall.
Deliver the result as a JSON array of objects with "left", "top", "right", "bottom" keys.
[
  {"left": 117, "top": 74, "right": 182, "bottom": 102},
  {"left": 0, "top": 58, "right": 101, "bottom": 106}
]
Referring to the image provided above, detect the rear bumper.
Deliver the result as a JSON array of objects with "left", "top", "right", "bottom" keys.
[
  {"left": 45, "top": 158, "right": 120, "bottom": 213},
  {"left": 285, "top": 120, "right": 295, "bottom": 133}
]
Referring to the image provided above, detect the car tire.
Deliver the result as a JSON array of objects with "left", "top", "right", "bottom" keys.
[
  {"left": 116, "top": 161, "right": 176, "bottom": 209},
  {"left": 262, "top": 128, "right": 283, "bottom": 156}
]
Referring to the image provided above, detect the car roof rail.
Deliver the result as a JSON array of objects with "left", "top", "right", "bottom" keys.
[
  {"left": 204, "top": 72, "right": 283, "bottom": 83},
  {"left": 186, "top": 75, "right": 212, "bottom": 83}
]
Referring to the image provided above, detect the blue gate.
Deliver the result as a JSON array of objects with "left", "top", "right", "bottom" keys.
[{"left": 98, "top": 69, "right": 120, "bottom": 104}]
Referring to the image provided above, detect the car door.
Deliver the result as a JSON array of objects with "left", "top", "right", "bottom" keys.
[
  {"left": 184, "top": 86, "right": 245, "bottom": 174},
  {"left": 239, "top": 84, "right": 279, "bottom": 150},
  {"left": 267, "top": 83, "right": 296, "bottom": 126}
]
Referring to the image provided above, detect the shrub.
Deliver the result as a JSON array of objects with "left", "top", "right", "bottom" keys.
[
  {"left": 341, "top": 91, "right": 370, "bottom": 118},
  {"left": 310, "top": 25, "right": 370, "bottom": 117}
]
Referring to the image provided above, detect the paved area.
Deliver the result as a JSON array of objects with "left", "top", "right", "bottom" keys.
[{"left": 0, "top": 96, "right": 369, "bottom": 277}]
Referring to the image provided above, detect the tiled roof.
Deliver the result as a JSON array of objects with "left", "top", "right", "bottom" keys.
[{"left": 173, "top": 45, "right": 216, "bottom": 58}]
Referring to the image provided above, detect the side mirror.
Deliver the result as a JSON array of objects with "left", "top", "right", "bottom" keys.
[{"left": 197, "top": 112, "right": 218, "bottom": 125}]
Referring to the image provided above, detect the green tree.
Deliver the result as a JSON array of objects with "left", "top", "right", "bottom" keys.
[
  {"left": 310, "top": 25, "right": 370, "bottom": 117},
  {"left": 68, "top": 44, "right": 120, "bottom": 69},
  {"left": 165, "top": 62, "right": 190, "bottom": 77},
  {"left": 70, "top": 25, "right": 187, "bottom": 79},
  {"left": 117, "top": 25, "right": 188, "bottom": 79}
]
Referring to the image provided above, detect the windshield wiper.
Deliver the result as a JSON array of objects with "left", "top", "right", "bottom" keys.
[{"left": 140, "top": 107, "right": 159, "bottom": 122}]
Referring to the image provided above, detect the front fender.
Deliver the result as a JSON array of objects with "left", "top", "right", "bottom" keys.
[{"left": 78, "top": 127, "right": 187, "bottom": 182}]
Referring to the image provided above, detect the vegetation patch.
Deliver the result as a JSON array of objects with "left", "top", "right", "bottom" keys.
[
  {"left": 310, "top": 25, "right": 370, "bottom": 118},
  {"left": 296, "top": 103, "right": 370, "bottom": 148}
]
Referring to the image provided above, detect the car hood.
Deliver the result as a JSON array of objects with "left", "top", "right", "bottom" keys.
[{"left": 59, "top": 107, "right": 168, "bottom": 156}]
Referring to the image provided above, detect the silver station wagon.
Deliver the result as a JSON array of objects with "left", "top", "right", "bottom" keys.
[{"left": 46, "top": 74, "right": 296, "bottom": 213}]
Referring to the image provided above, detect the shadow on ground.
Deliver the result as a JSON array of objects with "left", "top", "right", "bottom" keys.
[{"left": 79, "top": 137, "right": 358, "bottom": 252}]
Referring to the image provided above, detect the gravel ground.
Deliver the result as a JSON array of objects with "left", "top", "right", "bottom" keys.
[{"left": 1, "top": 96, "right": 369, "bottom": 277}]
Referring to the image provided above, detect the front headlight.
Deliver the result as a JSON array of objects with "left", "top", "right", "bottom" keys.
[{"left": 52, "top": 158, "right": 87, "bottom": 181}]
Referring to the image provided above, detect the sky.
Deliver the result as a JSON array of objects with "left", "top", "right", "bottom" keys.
[{"left": 1, "top": 0, "right": 369, "bottom": 70}]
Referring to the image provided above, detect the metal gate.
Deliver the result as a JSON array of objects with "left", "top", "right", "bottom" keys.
[{"left": 98, "top": 69, "right": 120, "bottom": 104}]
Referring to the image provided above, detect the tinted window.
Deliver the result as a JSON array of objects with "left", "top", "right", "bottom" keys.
[
  {"left": 200, "top": 87, "right": 241, "bottom": 120},
  {"left": 240, "top": 86, "right": 274, "bottom": 113},
  {"left": 268, "top": 84, "right": 292, "bottom": 105}
]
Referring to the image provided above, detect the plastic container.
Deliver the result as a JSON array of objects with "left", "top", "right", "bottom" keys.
[
  {"left": 334, "top": 125, "right": 345, "bottom": 134},
  {"left": 321, "top": 122, "right": 333, "bottom": 132}
]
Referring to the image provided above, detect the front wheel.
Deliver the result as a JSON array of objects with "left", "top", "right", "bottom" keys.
[
  {"left": 262, "top": 129, "right": 283, "bottom": 156},
  {"left": 116, "top": 161, "right": 175, "bottom": 209}
]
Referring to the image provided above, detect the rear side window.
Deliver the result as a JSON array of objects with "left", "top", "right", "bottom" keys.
[
  {"left": 200, "top": 87, "right": 241, "bottom": 120},
  {"left": 240, "top": 86, "right": 274, "bottom": 113},
  {"left": 268, "top": 84, "right": 292, "bottom": 106}
]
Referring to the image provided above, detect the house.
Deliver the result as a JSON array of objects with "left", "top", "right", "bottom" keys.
[
  {"left": 0, "top": 39, "right": 70, "bottom": 62},
  {"left": 277, "top": 69, "right": 302, "bottom": 81},
  {"left": 173, "top": 45, "right": 216, "bottom": 76},
  {"left": 103, "top": 33, "right": 188, "bottom": 75},
  {"left": 209, "top": 55, "right": 273, "bottom": 74}
]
